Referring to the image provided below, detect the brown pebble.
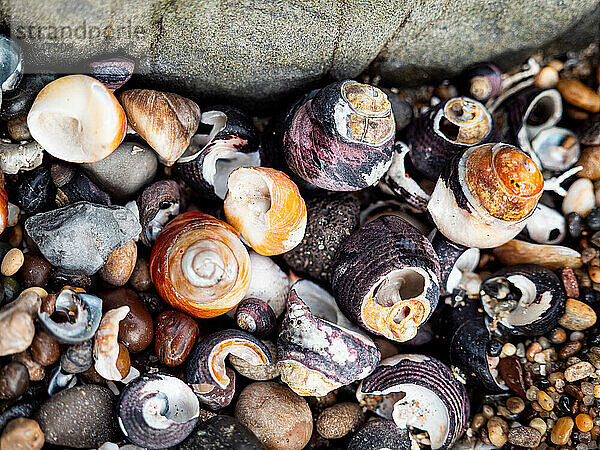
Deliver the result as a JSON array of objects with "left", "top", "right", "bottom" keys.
[
  {"left": 498, "top": 356, "right": 528, "bottom": 398},
  {"left": 11, "top": 350, "right": 44, "bottom": 381},
  {"left": 560, "top": 340, "right": 582, "bottom": 359},
  {"left": 18, "top": 254, "right": 51, "bottom": 289},
  {"left": 526, "top": 342, "right": 542, "bottom": 361},
  {"left": 577, "top": 146, "right": 600, "bottom": 180},
  {"left": 98, "top": 240, "right": 137, "bottom": 287},
  {"left": 316, "top": 402, "right": 364, "bottom": 439},
  {"left": 30, "top": 330, "right": 60, "bottom": 366},
  {"left": 506, "top": 396, "right": 525, "bottom": 414},
  {"left": 537, "top": 390, "right": 554, "bottom": 411},
  {"left": 487, "top": 416, "right": 508, "bottom": 447},
  {"left": 557, "top": 79, "right": 600, "bottom": 113},
  {"left": 565, "top": 383, "right": 583, "bottom": 400},
  {"left": 1, "top": 248, "right": 24, "bottom": 277},
  {"left": 559, "top": 298, "right": 597, "bottom": 331},
  {"left": 507, "top": 426, "right": 542, "bottom": 448},
  {"left": 560, "top": 267, "right": 580, "bottom": 298},
  {"left": 551, "top": 416, "right": 574, "bottom": 445},
  {"left": 590, "top": 266, "right": 600, "bottom": 283},
  {"left": 154, "top": 310, "right": 199, "bottom": 366},
  {"left": 128, "top": 257, "right": 152, "bottom": 291},
  {"left": 6, "top": 115, "right": 32, "bottom": 141},
  {"left": 550, "top": 327, "right": 567, "bottom": 344},
  {"left": 576, "top": 413, "right": 594, "bottom": 432},
  {"left": 0, "top": 362, "right": 29, "bottom": 399},
  {"left": 0, "top": 418, "right": 44, "bottom": 450},
  {"left": 8, "top": 225, "right": 22, "bottom": 248},
  {"left": 565, "top": 361, "right": 595, "bottom": 382}
]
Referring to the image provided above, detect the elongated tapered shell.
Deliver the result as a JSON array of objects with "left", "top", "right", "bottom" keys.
[
  {"left": 27, "top": 75, "right": 126, "bottom": 163},
  {"left": 149, "top": 212, "right": 251, "bottom": 318},
  {"left": 93, "top": 305, "right": 130, "bottom": 381},
  {"left": 119, "top": 89, "right": 201, "bottom": 165},
  {"left": 224, "top": 167, "right": 307, "bottom": 256}
]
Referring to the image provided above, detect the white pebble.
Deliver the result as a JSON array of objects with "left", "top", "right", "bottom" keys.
[{"left": 563, "top": 178, "right": 595, "bottom": 216}]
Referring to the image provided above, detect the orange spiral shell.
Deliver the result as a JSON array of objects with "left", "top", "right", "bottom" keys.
[{"left": 149, "top": 212, "right": 251, "bottom": 318}]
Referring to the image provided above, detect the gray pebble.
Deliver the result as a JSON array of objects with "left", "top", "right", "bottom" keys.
[
  {"left": 25, "top": 201, "right": 141, "bottom": 275},
  {"left": 178, "top": 415, "right": 265, "bottom": 450}
]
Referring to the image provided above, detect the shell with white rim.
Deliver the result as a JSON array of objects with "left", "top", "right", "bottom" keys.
[
  {"left": 276, "top": 281, "right": 381, "bottom": 397},
  {"left": 356, "top": 354, "right": 469, "bottom": 450},
  {"left": 332, "top": 215, "right": 440, "bottom": 343},
  {"left": 480, "top": 264, "right": 566, "bottom": 336},
  {"left": 93, "top": 305, "right": 130, "bottom": 381},
  {"left": 427, "top": 142, "right": 544, "bottom": 248},
  {"left": 224, "top": 167, "right": 307, "bottom": 256},
  {"left": 185, "top": 329, "right": 272, "bottom": 409},
  {"left": 519, "top": 203, "right": 566, "bottom": 245},
  {"left": 117, "top": 373, "right": 200, "bottom": 449},
  {"left": 149, "top": 212, "right": 250, "bottom": 318},
  {"left": 136, "top": 180, "right": 184, "bottom": 247}
]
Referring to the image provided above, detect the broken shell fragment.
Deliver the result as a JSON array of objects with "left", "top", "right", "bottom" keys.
[
  {"left": 117, "top": 373, "right": 199, "bottom": 449},
  {"left": 356, "top": 354, "right": 469, "bottom": 450},
  {"left": 562, "top": 177, "right": 595, "bottom": 217},
  {"left": 531, "top": 127, "right": 580, "bottom": 172},
  {"left": 93, "top": 305, "right": 130, "bottom": 381},
  {"left": 428, "top": 143, "right": 544, "bottom": 248},
  {"left": 430, "top": 230, "right": 480, "bottom": 296},
  {"left": 149, "top": 212, "right": 251, "bottom": 318},
  {"left": 185, "top": 329, "right": 272, "bottom": 409},
  {"left": 277, "top": 284, "right": 381, "bottom": 397},
  {"left": 37, "top": 289, "right": 103, "bottom": 344},
  {"left": 0, "top": 291, "right": 41, "bottom": 356},
  {"left": 493, "top": 239, "right": 582, "bottom": 270},
  {"left": 332, "top": 215, "right": 440, "bottom": 342},
  {"left": 235, "top": 298, "right": 276, "bottom": 338},
  {"left": 27, "top": 75, "right": 127, "bottom": 163},
  {"left": 0, "top": 141, "right": 44, "bottom": 175},
  {"left": 224, "top": 167, "right": 307, "bottom": 256},
  {"left": 282, "top": 80, "right": 395, "bottom": 191},
  {"left": 481, "top": 264, "right": 566, "bottom": 336},
  {"left": 136, "top": 179, "right": 184, "bottom": 246},
  {"left": 119, "top": 89, "right": 201, "bottom": 166}
]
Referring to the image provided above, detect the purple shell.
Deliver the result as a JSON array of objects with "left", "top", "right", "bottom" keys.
[
  {"left": 430, "top": 230, "right": 479, "bottom": 296},
  {"left": 460, "top": 63, "right": 502, "bottom": 102},
  {"left": 357, "top": 354, "right": 469, "bottom": 450},
  {"left": 235, "top": 297, "right": 276, "bottom": 338},
  {"left": 136, "top": 179, "right": 185, "bottom": 246},
  {"left": 276, "top": 286, "right": 381, "bottom": 396},
  {"left": 89, "top": 57, "right": 134, "bottom": 90}
]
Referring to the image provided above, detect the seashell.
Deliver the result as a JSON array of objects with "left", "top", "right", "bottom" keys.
[
  {"left": 0, "top": 141, "right": 44, "bottom": 175},
  {"left": 0, "top": 36, "right": 23, "bottom": 92},
  {"left": 224, "top": 167, "right": 307, "bottom": 256},
  {"left": 481, "top": 264, "right": 566, "bottom": 336},
  {"left": 88, "top": 57, "right": 135, "bottom": 90},
  {"left": 0, "top": 291, "right": 40, "bottom": 356},
  {"left": 27, "top": 75, "right": 127, "bottom": 163},
  {"left": 61, "top": 340, "right": 93, "bottom": 374},
  {"left": 1, "top": 74, "right": 55, "bottom": 121},
  {"left": 235, "top": 298, "right": 276, "bottom": 338},
  {"left": 379, "top": 141, "right": 432, "bottom": 212},
  {"left": 47, "top": 366, "right": 76, "bottom": 396},
  {"left": 243, "top": 250, "right": 289, "bottom": 317},
  {"left": 459, "top": 63, "right": 502, "bottom": 102},
  {"left": 150, "top": 212, "right": 251, "bottom": 318},
  {"left": 136, "top": 179, "right": 185, "bottom": 246},
  {"left": 405, "top": 97, "right": 494, "bottom": 180},
  {"left": 229, "top": 339, "right": 280, "bottom": 381},
  {"left": 332, "top": 215, "right": 440, "bottom": 343},
  {"left": 519, "top": 203, "right": 566, "bottom": 245},
  {"left": 176, "top": 105, "right": 261, "bottom": 199},
  {"left": 556, "top": 79, "right": 600, "bottom": 113},
  {"left": 348, "top": 418, "right": 412, "bottom": 450},
  {"left": 0, "top": 184, "right": 7, "bottom": 236},
  {"left": 430, "top": 230, "right": 480, "bottom": 296},
  {"left": 117, "top": 373, "right": 199, "bottom": 449},
  {"left": 93, "top": 305, "right": 130, "bottom": 381},
  {"left": 51, "top": 163, "right": 112, "bottom": 207},
  {"left": 562, "top": 177, "right": 595, "bottom": 217},
  {"left": 185, "top": 329, "right": 272, "bottom": 409},
  {"left": 282, "top": 80, "right": 395, "bottom": 191},
  {"left": 360, "top": 199, "right": 432, "bottom": 235},
  {"left": 530, "top": 127, "right": 580, "bottom": 172},
  {"left": 119, "top": 89, "right": 201, "bottom": 166},
  {"left": 576, "top": 146, "right": 600, "bottom": 180},
  {"left": 277, "top": 283, "right": 381, "bottom": 396},
  {"left": 37, "top": 289, "right": 103, "bottom": 344},
  {"left": 356, "top": 354, "right": 469, "bottom": 450},
  {"left": 493, "top": 239, "right": 582, "bottom": 270},
  {"left": 428, "top": 143, "right": 544, "bottom": 248}
]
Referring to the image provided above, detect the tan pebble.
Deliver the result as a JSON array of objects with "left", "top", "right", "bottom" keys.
[
  {"left": 548, "top": 60, "right": 564, "bottom": 72},
  {"left": 487, "top": 416, "right": 508, "bottom": 447},
  {"left": 8, "top": 225, "right": 22, "bottom": 248},
  {"left": 534, "top": 66, "right": 559, "bottom": 88},
  {"left": 506, "top": 396, "right": 525, "bottom": 414},
  {"left": 0, "top": 418, "right": 44, "bottom": 450},
  {"left": 19, "top": 287, "right": 48, "bottom": 299},
  {"left": 99, "top": 240, "right": 137, "bottom": 287},
  {"left": 551, "top": 416, "right": 574, "bottom": 445},
  {"left": 6, "top": 115, "right": 31, "bottom": 141},
  {"left": 501, "top": 343, "right": 516, "bottom": 357},
  {"left": 564, "top": 361, "right": 595, "bottom": 382},
  {"left": 537, "top": 390, "right": 554, "bottom": 411},
  {"left": 471, "top": 413, "right": 486, "bottom": 430},
  {"left": 563, "top": 178, "right": 595, "bottom": 217},
  {"left": 559, "top": 298, "right": 597, "bottom": 331},
  {"left": 526, "top": 342, "right": 542, "bottom": 361},
  {"left": 128, "top": 256, "right": 152, "bottom": 291},
  {"left": 559, "top": 340, "right": 582, "bottom": 359},
  {"left": 577, "top": 146, "right": 600, "bottom": 180},
  {"left": 576, "top": 413, "right": 594, "bottom": 432},
  {"left": 316, "top": 402, "right": 364, "bottom": 439},
  {"left": 1, "top": 248, "right": 24, "bottom": 277},
  {"left": 557, "top": 79, "right": 600, "bottom": 113},
  {"left": 529, "top": 417, "right": 547, "bottom": 436},
  {"left": 507, "top": 426, "right": 542, "bottom": 447},
  {"left": 550, "top": 328, "right": 567, "bottom": 344}
]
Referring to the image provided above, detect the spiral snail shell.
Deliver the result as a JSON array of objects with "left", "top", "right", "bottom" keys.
[
  {"left": 149, "top": 212, "right": 251, "bottom": 318},
  {"left": 428, "top": 143, "right": 544, "bottom": 248},
  {"left": 459, "top": 63, "right": 503, "bottom": 102}
]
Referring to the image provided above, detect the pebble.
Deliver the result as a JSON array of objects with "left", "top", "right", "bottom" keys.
[
  {"left": 34, "top": 385, "right": 118, "bottom": 448},
  {"left": 563, "top": 178, "right": 595, "bottom": 217},
  {"left": 316, "top": 402, "right": 364, "bottom": 439},
  {"left": 577, "top": 413, "right": 594, "bottom": 432},
  {"left": 18, "top": 254, "right": 51, "bottom": 289},
  {"left": 529, "top": 417, "right": 547, "bottom": 436},
  {"left": 0, "top": 141, "right": 43, "bottom": 175},
  {"left": 24, "top": 202, "right": 141, "bottom": 275},
  {"left": 60, "top": 340, "right": 93, "bottom": 374},
  {"left": 578, "top": 146, "right": 600, "bottom": 180},
  {"left": 178, "top": 414, "right": 265, "bottom": 450},
  {"left": 98, "top": 240, "right": 137, "bottom": 286},
  {"left": 471, "top": 413, "right": 486, "bottom": 429},
  {"left": 498, "top": 356, "right": 528, "bottom": 398},
  {"left": 506, "top": 396, "right": 525, "bottom": 414},
  {"left": 502, "top": 342, "right": 517, "bottom": 357},
  {"left": 561, "top": 267, "right": 580, "bottom": 299},
  {"left": 560, "top": 340, "right": 583, "bottom": 359},
  {"left": 534, "top": 66, "right": 559, "bottom": 88},
  {"left": 550, "top": 328, "right": 568, "bottom": 344},
  {"left": 551, "top": 416, "right": 574, "bottom": 446},
  {"left": 568, "top": 212, "right": 584, "bottom": 238},
  {"left": 537, "top": 390, "right": 555, "bottom": 411},
  {"left": 565, "top": 361, "right": 595, "bottom": 382},
  {"left": 128, "top": 257, "right": 152, "bottom": 291},
  {"left": 29, "top": 331, "right": 60, "bottom": 367},
  {"left": 526, "top": 342, "right": 542, "bottom": 361},
  {"left": 6, "top": 115, "right": 31, "bottom": 141},
  {"left": 0, "top": 362, "right": 28, "bottom": 399},
  {"left": 235, "top": 382, "right": 312, "bottom": 450},
  {"left": 487, "top": 416, "right": 508, "bottom": 447},
  {"left": 0, "top": 248, "right": 23, "bottom": 276},
  {"left": 0, "top": 418, "right": 44, "bottom": 450},
  {"left": 154, "top": 310, "right": 199, "bottom": 367},
  {"left": 348, "top": 418, "right": 411, "bottom": 450},
  {"left": 560, "top": 298, "right": 597, "bottom": 331},
  {"left": 508, "top": 426, "right": 542, "bottom": 447}
]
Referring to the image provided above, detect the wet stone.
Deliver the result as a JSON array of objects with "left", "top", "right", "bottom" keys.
[
  {"left": 498, "top": 356, "right": 528, "bottom": 398},
  {"left": 177, "top": 415, "right": 265, "bottom": 450},
  {"left": 508, "top": 426, "right": 542, "bottom": 447},
  {"left": 565, "top": 361, "right": 595, "bottom": 382}
]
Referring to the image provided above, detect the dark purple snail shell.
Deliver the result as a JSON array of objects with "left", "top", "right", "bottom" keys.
[
  {"left": 117, "top": 373, "right": 199, "bottom": 449},
  {"left": 348, "top": 418, "right": 412, "bottom": 450},
  {"left": 88, "top": 57, "right": 135, "bottom": 90},
  {"left": 176, "top": 105, "right": 260, "bottom": 200},
  {"left": 136, "top": 179, "right": 185, "bottom": 246},
  {"left": 185, "top": 329, "right": 272, "bottom": 409},
  {"left": 50, "top": 163, "right": 112, "bottom": 207},
  {"left": 459, "top": 63, "right": 503, "bottom": 102},
  {"left": 481, "top": 264, "right": 566, "bottom": 336},
  {"left": 235, "top": 298, "right": 276, "bottom": 338},
  {"left": 430, "top": 230, "right": 480, "bottom": 296},
  {"left": 404, "top": 96, "right": 495, "bottom": 180},
  {"left": 282, "top": 80, "right": 395, "bottom": 191},
  {"left": 276, "top": 284, "right": 381, "bottom": 397},
  {"left": 331, "top": 215, "right": 440, "bottom": 343},
  {"left": 356, "top": 354, "right": 470, "bottom": 450}
]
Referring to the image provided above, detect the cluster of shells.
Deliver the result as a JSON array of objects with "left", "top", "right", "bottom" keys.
[{"left": 0, "top": 32, "right": 598, "bottom": 450}]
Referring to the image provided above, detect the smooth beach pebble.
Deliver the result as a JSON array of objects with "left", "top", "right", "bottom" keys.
[
  {"left": 0, "top": 418, "right": 44, "bottom": 450},
  {"left": 98, "top": 239, "right": 137, "bottom": 286},
  {"left": 177, "top": 415, "right": 265, "bottom": 450},
  {"left": 559, "top": 298, "right": 597, "bottom": 331},
  {"left": 1, "top": 248, "right": 23, "bottom": 276},
  {"left": 316, "top": 402, "right": 364, "bottom": 439}
]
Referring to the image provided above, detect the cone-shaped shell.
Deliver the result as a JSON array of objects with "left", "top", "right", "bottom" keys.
[
  {"left": 428, "top": 143, "right": 544, "bottom": 248},
  {"left": 276, "top": 284, "right": 381, "bottom": 397},
  {"left": 93, "top": 305, "right": 130, "bottom": 381},
  {"left": 224, "top": 167, "right": 307, "bottom": 256},
  {"left": 332, "top": 215, "right": 440, "bottom": 342},
  {"left": 119, "top": 89, "right": 201, "bottom": 166},
  {"left": 356, "top": 354, "right": 469, "bottom": 450},
  {"left": 149, "top": 212, "right": 251, "bottom": 318},
  {"left": 27, "top": 75, "right": 127, "bottom": 163}
]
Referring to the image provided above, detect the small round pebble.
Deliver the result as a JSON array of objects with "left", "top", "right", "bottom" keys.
[
  {"left": 506, "top": 397, "right": 525, "bottom": 414},
  {"left": 30, "top": 330, "right": 60, "bottom": 366},
  {"left": 0, "top": 418, "right": 44, "bottom": 450},
  {"left": 576, "top": 413, "right": 594, "bottom": 432},
  {"left": 98, "top": 240, "right": 137, "bottom": 287},
  {"left": 529, "top": 417, "right": 547, "bottom": 436},
  {"left": 587, "top": 206, "right": 600, "bottom": 230},
  {"left": 565, "top": 361, "right": 595, "bottom": 382},
  {"left": 18, "top": 254, "right": 51, "bottom": 289},
  {"left": 1, "top": 248, "right": 23, "bottom": 276},
  {"left": 559, "top": 298, "right": 597, "bottom": 331},
  {"left": 0, "top": 362, "right": 29, "bottom": 399},
  {"left": 487, "top": 416, "right": 508, "bottom": 447},
  {"left": 551, "top": 416, "right": 574, "bottom": 445},
  {"left": 567, "top": 212, "right": 584, "bottom": 238},
  {"left": 507, "top": 426, "right": 541, "bottom": 448},
  {"left": 316, "top": 402, "right": 364, "bottom": 439},
  {"left": 128, "top": 256, "right": 152, "bottom": 291},
  {"left": 347, "top": 418, "right": 411, "bottom": 450}
]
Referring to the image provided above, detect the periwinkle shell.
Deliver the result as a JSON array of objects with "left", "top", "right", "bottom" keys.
[
  {"left": 235, "top": 298, "right": 276, "bottom": 338},
  {"left": 332, "top": 215, "right": 440, "bottom": 343},
  {"left": 137, "top": 179, "right": 184, "bottom": 246},
  {"left": 431, "top": 230, "right": 480, "bottom": 296},
  {"left": 458, "top": 63, "right": 502, "bottom": 102}
]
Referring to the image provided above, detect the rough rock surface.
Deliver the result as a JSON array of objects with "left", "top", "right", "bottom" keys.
[
  {"left": 1, "top": 1, "right": 598, "bottom": 109},
  {"left": 24, "top": 201, "right": 141, "bottom": 275}
]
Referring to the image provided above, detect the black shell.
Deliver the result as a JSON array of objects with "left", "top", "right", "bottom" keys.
[
  {"left": 480, "top": 264, "right": 566, "bottom": 336},
  {"left": 357, "top": 354, "right": 469, "bottom": 450},
  {"left": 431, "top": 230, "right": 479, "bottom": 296},
  {"left": 235, "top": 297, "right": 276, "bottom": 338},
  {"left": 348, "top": 418, "right": 411, "bottom": 450},
  {"left": 137, "top": 179, "right": 185, "bottom": 246},
  {"left": 61, "top": 339, "right": 93, "bottom": 374},
  {"left": 458, "top": 63, "right": 502, "bottom": 102},
  {"left": 51, "top": 164, "right": 111, "bottom": 207},
  {"left": 88, "top": 57, "right": 134, "bottom": 90}
]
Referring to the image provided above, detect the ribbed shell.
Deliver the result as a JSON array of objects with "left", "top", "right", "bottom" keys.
[
  {"left": 431, "top": 231, "right": 478, "bottom": 296},
  {"left": 357, "top": 354, "right": 469, "bottom": 450}
]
